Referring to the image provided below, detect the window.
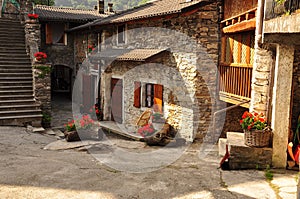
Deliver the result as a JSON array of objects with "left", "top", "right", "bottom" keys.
[
  {"left": 117, "top": 24, "right": 126, "bottom": 44},
  {"left": 134, "top": 82, "right": 163, "bottom": 112},
  {"left": 45, "top": 23, "right": 67, "bottom": 45}
]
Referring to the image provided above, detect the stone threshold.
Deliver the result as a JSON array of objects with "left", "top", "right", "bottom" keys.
[
  {"left": 99, "top": 121, "right": 143, "bottom": 141},
  {"left": 219, "top": 132, "right": 273, "bottom": 170}
]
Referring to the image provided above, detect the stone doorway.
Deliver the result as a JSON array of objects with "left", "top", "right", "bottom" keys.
[{"left": 51, "top": 65, "right": 73, "bottom": 99}]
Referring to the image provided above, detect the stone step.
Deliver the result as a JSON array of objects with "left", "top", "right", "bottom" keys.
[
  {"left": 0, "top": 64, "right": 31, "bottom": 69},
  {"left": 0, "top": 72, "right": 32, "bottom": 77},
  {"left": 0, "top": 43, "right": 25, "bottom": 48},
  {"left": 0, "top": 77, "right": 32, "bottom": 81},
  {"left": 0, "top": 27, "right": 24, "bottom": 31},
  {"left": 0, "top": 90, "right": 33, "bottom": 96},
  {"left": 0, "top": 61, "right": 30, "bottom": 65},
  {"left": 219, "top": 132, "right": 272, "bottom": 170},
  {"left": 0, "top": 81, "right": 32, "bottom": 87},
  {"left": 0, "top": 104, "right": 40, "bottom": 112},
  {"left": 0, "top": 109, "right": 41, "bottom": 117},
  {"left": 0, "top": 57, "right": 30, "bottom": 62},
  {"left": 0, "top": 99, "right": 37, "bottom": 106},
  {"left": 0, "top": 39, "right": 25, "bottom": 43},
  {"left": 0, "top": 18, "right": 21, "bottom": 23},
  {"left": 0, "top": 50, "right": 27, "bottom": 54},
  {"left": 0, "top": 114, "right": 42, "bottom": 127},
  {"left": 0, "top": 95, "right": 34, "bottom": 101},
  {"left": 0, "top": 68, "right": 32, "bottom": 73},
  {"left": 0, "top": 53, "right": 28, "bottom": 58},
  {"left": 0, "top": 85, "right": 33, "bottom": 91}
]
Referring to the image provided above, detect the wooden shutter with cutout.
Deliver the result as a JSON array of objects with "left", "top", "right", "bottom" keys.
[
  {"left": 134, "top": 81, "right": 141, "bottom": 108},
  {"left": 154, "top": 84, "right": 163, "bottom": 113}
]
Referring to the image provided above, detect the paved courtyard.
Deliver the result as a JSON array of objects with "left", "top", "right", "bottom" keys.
[{"left": 0, "top": 126, "right": 298, "bottom": 198}]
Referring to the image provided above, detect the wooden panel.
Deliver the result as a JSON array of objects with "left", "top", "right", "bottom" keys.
[
  {"left": 111, "top": 78, "right": 123, "bottom": 123},
  {"left": 224, "top": 0, "right": 258, "bottom": 20},
  {"left": 45, "top": 24, "right": 52, "bottom": 44},
  {"left": 153, "top": 84, "right": 163, "bottom": 113},
  {"left": 82, "top": 74, "right": 91, "bottom": 112},
  {"left": 134, "top": 81, "right": 141, "bottom": 108},
  {"left": 222, "top": 19, "right": 256, "bottom": 34}
]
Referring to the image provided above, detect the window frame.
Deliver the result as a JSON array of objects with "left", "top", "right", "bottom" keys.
[{"left": 117, "top": 24, "right": 126, "bottom": 45}]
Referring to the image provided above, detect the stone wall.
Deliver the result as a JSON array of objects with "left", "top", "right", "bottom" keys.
[
  {"left": 250, "top": 43, "right": 274, "bottom": 115},
  {"left": 40, "top": 23, "right": 75, "bottom": 68},
  {"left": 99, "top": 2, "right": 221, "bottom": 141},
  {"left": 291, "top": 48, "right": 300, "bottom": 136},
  {"left": 33, "top": 64, "right": 52, "bottom": 123},
  {"left": 24, "top": 21, "right": 40, "bottom": 62}
]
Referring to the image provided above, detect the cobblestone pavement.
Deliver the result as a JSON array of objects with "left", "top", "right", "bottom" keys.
[
  {"left": 51, "top": 93, "right": 73, "bottom": 128},
  {"left": 0, "top": 126, "right": 298, "bottom": 199}
]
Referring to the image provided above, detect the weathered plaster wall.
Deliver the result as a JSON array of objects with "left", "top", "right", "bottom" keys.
[
  {"left": 104, "top": 52, "right": 210, "bottom": 141},
  {"left": 291, "top": 48, "right": 300, "bottom": 135}
]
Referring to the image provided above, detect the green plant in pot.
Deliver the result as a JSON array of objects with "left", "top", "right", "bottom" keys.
[{"left": 42, "top": 113, "right": 51, "bottom": 128}]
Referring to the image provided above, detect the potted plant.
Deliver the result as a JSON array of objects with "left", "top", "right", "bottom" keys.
[
  {"left": 240, "top": 111, "right": 272, "bottom": 147},
  {"left": 27, "top": 13, "right": 39, "bottom": 23},
  {"left": 64, "top": 114, "right": 100, "bottom": 142},
  {"left": 34, "top": 52, "right": 47, "bottom": 64},
  {"left": 137, "top": 123, "right": 156, "bottom": 137},
  {"left": 42, "top": 113, "right": 51, "bottom": 128}
]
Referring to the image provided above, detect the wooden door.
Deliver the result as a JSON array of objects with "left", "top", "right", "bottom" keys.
[{"left": 111, "top": 78, "right": 123, "bottom": 123}]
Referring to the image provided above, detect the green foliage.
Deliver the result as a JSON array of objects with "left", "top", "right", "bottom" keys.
[
  {"left": 42, "top": 113, "right": 52, "bottom": 122},
  {"left": 35, "top": 65, "right": 52, "bottom": 78},
  {"left": 276, "top": 0, "right": 285, "bottom": 4},
  {"left": 265, "top": 165, "right": 274, "bottom": 181},
  {"left": 33, "top": 0, "right": 55, "bottom": 6},
  {"left": 54, "top": 0, "right": 148, "bottom": 10}
]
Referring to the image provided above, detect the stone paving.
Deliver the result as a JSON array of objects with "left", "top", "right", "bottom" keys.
[
  {"left": 0, "top": 126, "right": 299, "bottom": 198},
  {"left": 51, "top": 93, "right": 73, "bottom": 129}
]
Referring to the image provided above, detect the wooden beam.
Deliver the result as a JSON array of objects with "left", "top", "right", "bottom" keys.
[{"left": 222, "top": 19, "right": 256, "bottom": 34}]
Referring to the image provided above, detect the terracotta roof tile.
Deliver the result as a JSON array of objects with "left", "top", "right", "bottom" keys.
[
  {"left": 34, "top": 5, "right": 109, "bottom": 22},
  {"left": 69, "top": 0, "right": 211, "bottom": 31},
  {"left": 116, "top": 48, "right": 167, "bottom": 61},
  {"left": 90, "top": 48, "right": 167, "bottom": 62}
]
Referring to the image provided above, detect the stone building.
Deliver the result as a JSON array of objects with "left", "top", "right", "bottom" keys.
[
  {"left": 70, "top": 0, "right": 222, "bottom": 142},
  {"left": 34, "top": 4, "right": 110, "bottom": 98}
]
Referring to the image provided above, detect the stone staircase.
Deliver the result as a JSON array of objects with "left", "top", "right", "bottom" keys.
[{"left": 0, "top": 18, "right": 42, "bottom": 126}]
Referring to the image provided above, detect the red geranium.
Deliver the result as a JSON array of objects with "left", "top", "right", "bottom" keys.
[
  {"left": 137, "top": 123, "right": 156, "bottom": 137},
  {"left": 34, "top": 52, "right": 47, "bottom": 61},
  {"left": 240, "top": 111, "right": 267, "bottom": 131},
  {"left": 28, "top": 13, "right": 39, "bottom": 19}
]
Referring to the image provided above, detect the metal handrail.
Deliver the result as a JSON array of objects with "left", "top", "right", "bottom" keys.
[
  {"left": 270, "top": 0, "right": 300, "bottom": 19},
  {"left": 211, "top": 100, "right": 250, "bottom": 144}
]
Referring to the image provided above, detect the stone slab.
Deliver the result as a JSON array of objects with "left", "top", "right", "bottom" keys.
[
  {"left": 100, "top": 121, "right": 143, "bottom": 141},
  {"left": 219, "top": 132, "right": 272, "bottom": 169},
  {"left": 43, "top": 140, "right": 104, "bottom": 150}
]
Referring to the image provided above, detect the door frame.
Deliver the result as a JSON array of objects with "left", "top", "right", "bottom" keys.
[{"left": 111, "top": 76, "right": 124, "bottom": 123}]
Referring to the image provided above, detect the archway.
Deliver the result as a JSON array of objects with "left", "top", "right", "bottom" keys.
[{"left": 51, "top": 65, "right": 73, "bottom": 98}]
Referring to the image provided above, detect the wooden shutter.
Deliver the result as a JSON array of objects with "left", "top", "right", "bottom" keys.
[
  {"left": 82, "top": 74, "right": 91, "bottom": 112},
  {"left": 45, "top": 24, "right": 52, "bottom": 44},
  {"left": 134, "top": 81, "right": 141, "bottom": 108},
  {"left": 154, "top": 84, "right": 163, "bottom": 113}
]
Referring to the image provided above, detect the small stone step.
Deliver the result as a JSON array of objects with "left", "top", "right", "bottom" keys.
[
  {"left": 219, "top": 132, "right": 272, "bottom": 170},
  {"left": 0, "top": 114, "right": 42, "bottom": 127},
  {"left": 0, "top": 73, "right": 32, "bottom": 77},
  {"left": 0, "top": 99, "right": 37, "bottom": 106},
  {"left": 0, "top": 109, "right": 41, "bottom": 117},
  {"left": 0, "top": 61, "right": 31, "bottom": 65},
  {"left": 0, "top": 104, "right": 40, "bottom": 111},
  {"left": 0, "top": 85, "right": 33, "bottom": 90},
  {"left": 0, "top": 81, "right": 33, "bottom": 86},
  {"left": 0, "top": 95, "right": 34, "bottom": 101},
  {"left": 0, "top": 90, "right": 33, "bottom": 96},
  {"left": 0, "top": 65, "right": 31, "bottom": 69}
]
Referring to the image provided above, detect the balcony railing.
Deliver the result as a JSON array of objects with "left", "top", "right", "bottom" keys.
[
  {"left": 267, "top": 0, "right": 300, "bottom": 19},
  {"left": 218, "top": 64, "right": 252, "bottom": 107}
]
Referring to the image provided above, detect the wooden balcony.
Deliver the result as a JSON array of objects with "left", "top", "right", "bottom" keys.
[{"left": 218, "top": 63, "right": 252, "bottom": 108}]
